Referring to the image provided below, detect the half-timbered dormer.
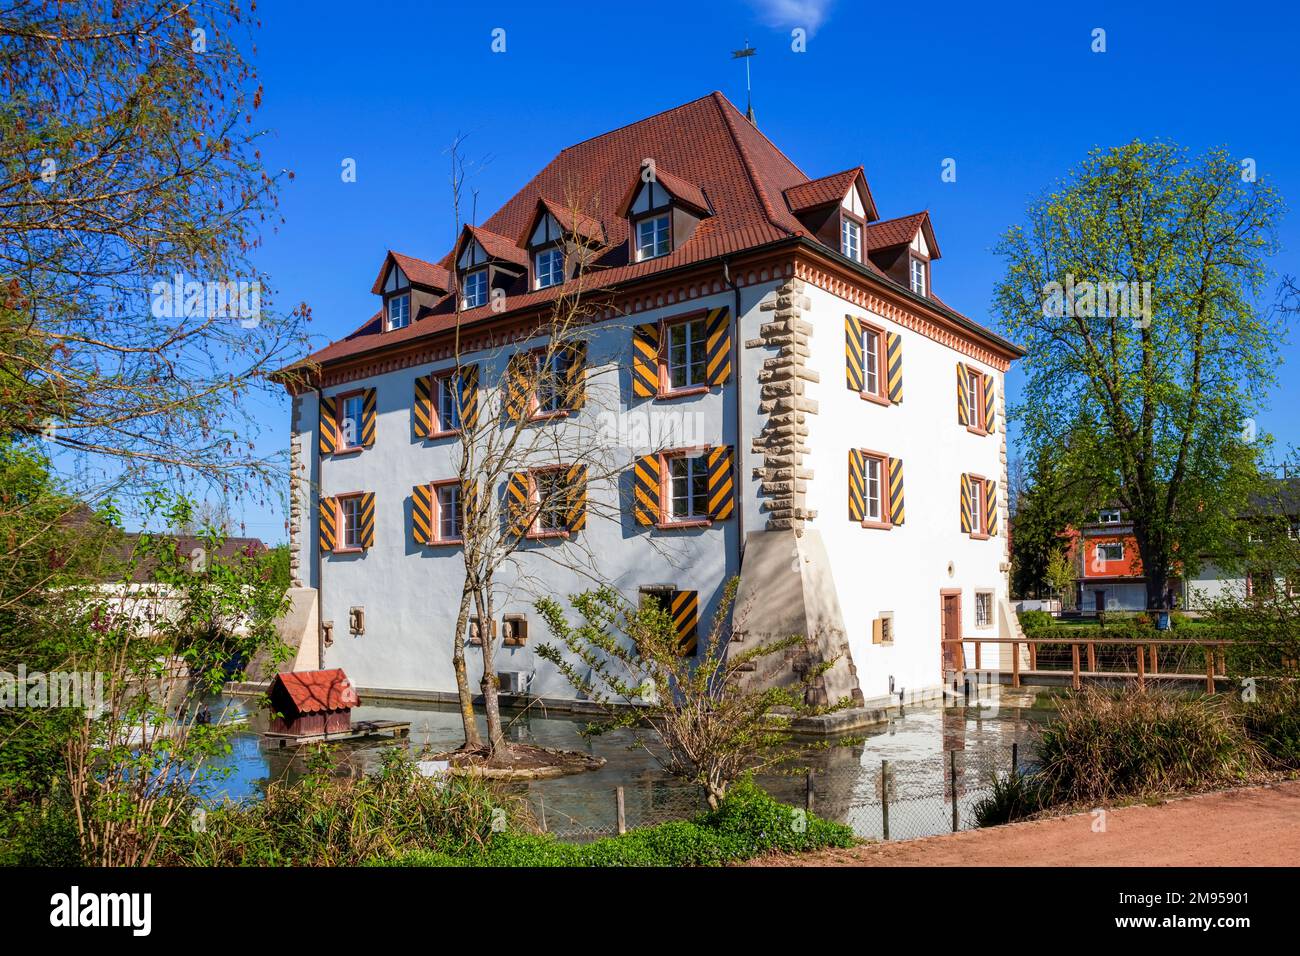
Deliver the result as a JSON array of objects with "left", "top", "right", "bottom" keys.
[
  {"left": 617, "top": 165, "right": 711, "bottom": 263},
  {"left": 455, "top": 225, "right": 528, "bottom": 310},
  {"left": 522, "top": 197, "right": 606, "bottom": 290},
  {"left": 783, "top": 168, "right": 878, "bottom": 264},
  {"left": 863, "top": 212, "right": 940, "bottom": 300},
  {"left": 370, "top": 251, "right": 450, "bottom": 331}
]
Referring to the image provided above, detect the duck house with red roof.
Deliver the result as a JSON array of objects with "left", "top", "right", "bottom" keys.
[
  {"left": 274, "top": 93, "right": 1026, "bottom": 723},
  {"left": 267, "top": 669, "right": 359, "bottom": 737}
]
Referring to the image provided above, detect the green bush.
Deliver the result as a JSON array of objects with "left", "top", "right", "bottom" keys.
[
  {"left": 973, "top": 771, "right": 1043, "bottom": 827},
  {"left": 1241, "top": 684, "right": 1300, "bottom": 768},
  {"left": 1035, "top": 689, "right": 1263, "bottom": 804},
  {"left": 372, "top": 779, "right": 854, "bottom": 867},
  {"left": 1018, "top": 609, "right": 1053, "bottom": 630}
]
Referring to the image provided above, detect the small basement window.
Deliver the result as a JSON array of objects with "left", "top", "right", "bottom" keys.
[{"left": 975, "top": 591, "right": 993, "bottom": 628}]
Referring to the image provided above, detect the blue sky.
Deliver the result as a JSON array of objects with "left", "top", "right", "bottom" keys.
[{"left": 227, "top": 0, "right": 1300, "bottom": 543}]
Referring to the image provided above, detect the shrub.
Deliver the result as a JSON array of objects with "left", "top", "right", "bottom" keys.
[
  {"left": 372, "top": 779, "right": 854, "bottom": 867},
  {"left": 1241, "top": 684, "right": 1300, "bottom": 768},
  {"left": 1035, "top": 688, "right": 1263, "bottom": 804},
  {"left": 157, "top": 748, "right": 515, "bottom": 866},
  {"left": 973, "top": 771, "right": 1043, "bottom": 827},
  {"left": 1018, "top": 609, "right": 1053, "bottom": 631}
]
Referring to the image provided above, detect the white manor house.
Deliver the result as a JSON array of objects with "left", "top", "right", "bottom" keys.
[{"left": 278, "top": 92, "right": 1025, "bottom": 717}]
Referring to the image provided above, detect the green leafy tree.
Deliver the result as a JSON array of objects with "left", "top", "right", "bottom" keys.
[
  {"left": 1010, "top": 439, "right": 1091, "bottom": 598},
  {"left": 996, "top": 141, "right": 1286, "bottom": 609},
  {"left": 536, "top": 579, "right": 846, "bottom": 809}
]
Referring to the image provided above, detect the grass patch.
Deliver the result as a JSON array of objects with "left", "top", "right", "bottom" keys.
[
  {"left": 972, "top": 771, "right": 1044, "bottom": 827},
  {"left": 371, "top": 779, "right": 855, "bottom": 867}
]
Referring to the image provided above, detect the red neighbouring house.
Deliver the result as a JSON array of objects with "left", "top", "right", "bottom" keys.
[
  {"left": 267, "top": 669, "right": 360, "bottom": 736},
  {"left": 1063, "top": 507, "right": 1183, "bottom": 613}
]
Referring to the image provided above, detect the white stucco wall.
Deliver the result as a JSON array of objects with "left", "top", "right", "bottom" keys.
[{"left": 798, "top": 282, "right": 1008, "bottom": 699}]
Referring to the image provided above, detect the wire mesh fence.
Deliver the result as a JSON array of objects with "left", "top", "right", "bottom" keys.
[{"left": 522, "top": 725, "right": 1037, "bottom": 844}]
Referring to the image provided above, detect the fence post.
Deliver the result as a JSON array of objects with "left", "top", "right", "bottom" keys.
[
  {"left": 1136, "top": 644, "right": 1146, "bottom": 690},
  {"left": 1028, "top": 640, "right": 1038, "bottom": 670},
  {"left": 881, "top": 759, "right": 890, "bottom": 841},
  {"left": 1149, "top": 643, "right": 1159, "bottom": 675},
  {"left": 1205, "top": 645, "right": 1215, "bottom": 695},
  {"left": 1071, "top": 642, "right": 1081, "bottom": 690},
  {"left": 1011, "top": 741, "right": 1019, "bottom": 776},
  {"left": 805, "top": 770, "right": 815, "bottom": 814},
  {"left": 1012, "top": 639, "right": 1021, "bottom": 688},
  {"left": 1087, "top": 640, "right": 1097, "bottom": 673},
  {"left": 615, "top": 786, "right": 626, "bottom": 836},
  {"left": 950, "top": 751, "right": 959, "bottom": 833}
]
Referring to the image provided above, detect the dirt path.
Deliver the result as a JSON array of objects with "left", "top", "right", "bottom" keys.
[{"left": 750, "top": 781, "right": 1300, "bottom": 866}]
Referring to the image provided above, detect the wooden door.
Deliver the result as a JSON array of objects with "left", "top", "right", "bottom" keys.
[
  {"left": 941, "top": 591, "right": 962, "bottom": 673},
  {"left": 1094, "top": 589, "right": 1106, "bottom": 614}
]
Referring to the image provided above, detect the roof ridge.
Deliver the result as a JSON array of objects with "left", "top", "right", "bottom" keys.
[
  {"left": 710, "top": 91, "right": 795, "bottom": 237},
  {"left": 558, "top": 91, "right": 721, "bottom": 155}
]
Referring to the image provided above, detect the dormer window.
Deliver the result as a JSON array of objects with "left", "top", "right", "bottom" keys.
[
  {"left": 462, "top": 269, "right": 488, "bottom": 310},
  {"left": 1099, "top": 509, "right": 1122, "bottom": 524},
  {"left": 386, "top": 292, "right": 410, "bottom": 330},
  {"left": 535, "top": 248, "right": 565, "bottom": 289},
  {"left": 635, "top": 213, "right": 671, "bottom": 261},
  {"left": 841, "top": 217, "right": 862, "bottom": 262},
  {"left": 909, "top": 257, "right": 927, "bottom": 296}
]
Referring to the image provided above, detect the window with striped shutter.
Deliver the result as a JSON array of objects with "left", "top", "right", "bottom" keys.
[
  {"left": 670, "top": 590, "right": 699, "bottom": 656},
  {"left": 319, "top": 496, "right": 337, "bottom": 553},
  {"left": 704, "top": 307, "right": 732, "bottom": 385},
  {"left": 886, "top": 332, "right": 903, "bottom": 403},
  {"left": 503, "top": 355, "right": 532, "bottom": 422},
  {"left": 706, "top": 445, "right": 734, "bottom": 520},
  {"left": 632, "top": 322, "right": 660, "bottom": 399},
  {"left": 459, "top": 364, "right": 480, "bottom": 429},
  {"left": 632, "top": 453, "right": 661, "bottom": 526},
  {"left": 412, "top": 483, "right": 434, "bottom": 545},
  {"left": 562, "top": 342, "right": 587, "bottom": 410},
  {"left": 319, "top": 397, "right": 339, "bottom": 456}
]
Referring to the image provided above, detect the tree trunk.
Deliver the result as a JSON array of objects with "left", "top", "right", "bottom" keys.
[
  {"left": 452, "top": 584, "right": 481, "bottom": 750},
  {"left": 473, "top": 581, "right": 508, "bottom": 760},
  {"left": 1133, "top": 527, "right": 1170, "bottom": 610}
]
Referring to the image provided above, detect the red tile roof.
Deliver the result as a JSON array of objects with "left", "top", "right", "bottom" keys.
[
  {"left": 783, "top": 167, "right": 865, "bottom": 214},
  {"left": 271, "top": 669, "right": 360, "bottom": 715},
  {"left": 616, "top": 166, "right": 711, "bottom": 217},
  {"left": 531, "top": 196, "right": 606, "bottom": 246},
  {"left": 292, "top": 92, "right": 1013, "bottom": 371},
  {"left": 863, "top": 212, "right": 940, "bottom": 258},
  {"left": 460, "top": 224, "right": 529, "bottom": 268},
  {"left": 370, "top": 251, "right": 450, "bottom": 295}
]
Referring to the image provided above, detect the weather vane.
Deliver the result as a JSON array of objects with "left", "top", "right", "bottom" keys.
[{"left": 731, "top": 40, "right": 757, "bottom": 124}]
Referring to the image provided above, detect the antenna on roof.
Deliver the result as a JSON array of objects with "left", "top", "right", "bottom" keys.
[{"left": 731, "top": 40, "right": 758, "bottom": 126}]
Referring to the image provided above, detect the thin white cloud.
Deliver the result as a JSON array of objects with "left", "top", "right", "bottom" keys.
[{"left": 747, "top": 0, "right": 835, "bottom": 35}]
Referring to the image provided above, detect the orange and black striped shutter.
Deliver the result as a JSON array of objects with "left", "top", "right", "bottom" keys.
[
  {"left": 704, "top": 307, "right": 732, "bottom": 385},
  {"left": 359, "top": 492, "right": 376, "bottom": 547},
  {"left": 956, "top": 363, "right": 969, "bottom": 425},
  {"left": 565, "top": 463, "right": 588, "bottom": 532},
  {"left": 960, "top": 474, "right": 972, "bottom": 533},
  {"left": 706, "top": 445, "right": 735, "bottom": 520},
  {"left": 505, "top": 472, "right": 532, "bottom": 536},
  {"left": 318, "top": 496, "right": 337, "bottom": 553},
  {"left": 886, "top": 331, "right": 903, "bottom": 403},
  {"left": 459, "top": 365, "right": 480, "bottom": 429},
  {"left": 564, "top": 342, "right": 587, "bottom": 410},
  {"left": 984, "top": 479, "right": 998, "bottom": 536},
  {"left": 360, "top": 389, "right": 377, "bottom": 447},
  {"left": 503, "top": 355, "right": 531, "bottom": 422},
  {"left": 632, "top": 454, "right": 661, "bottom": 526},
  {"left": 888, "top": 457, "right": 905, "bottom": 525},
  {"left": 631, "top": 323, "right": 660, "bottom": 399},
  {"left": 319, "top": 396, "right": 338, "bottom": 456},
  {"left": 845, "top": 315, "right": 863, "bottom": 392},
  {"left": 413, "top": 374, "right": 434, "bottom": 439},
  {"left": 848, "top": 449, "right": 865, "bottom": 522},
  {"left": 983, "top": 373, "right": 996, "bottom": 432},
  {"left": 412, "top": 483, "right": 433, "bottom": 545},
  {"left": 670, "top": 590, "right": 699, "bottom": 656},
  {"left": 461, "top": 477, "right": 479, "bottom": 527}
]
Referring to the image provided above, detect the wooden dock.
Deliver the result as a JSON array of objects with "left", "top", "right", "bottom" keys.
[{"left": 260, "top": 719, "right": 411, "bottom": 749}]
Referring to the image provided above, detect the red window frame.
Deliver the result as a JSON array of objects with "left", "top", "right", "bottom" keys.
[
  {"left": 965, "top": 368, "right": 987, "bottom": 436},
  {"left": 335, "top": 389, "right": 366, "bottom": 452},
  {"left": 859, "top": 448, "right": 892, "bottom": 530},
  {"left": 334, "top": 492, "right": 366, "bottom": 553},
  {"left": 967, "top": 472, "right": 989, "bottom": 540},
  {"left": 430, "top": 371, "right": 463, "bottom": 438},
  {"left": 430, "top": 478, "right": 464, "bottom": 545},
  {"left": 656, "top": 312, "right": 711, "bottom": 400},
  {"left": 526, "top": 466, "right": 571, "bottom": 540},
  {"left": 858, "top": 320, "right": 889, "bottom": 406},
  {"left": 658, "top": 446, "right": 713, "bottom": 529}
]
